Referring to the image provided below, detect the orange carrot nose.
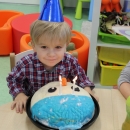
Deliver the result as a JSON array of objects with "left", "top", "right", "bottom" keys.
[{"left": 62, "top": 78, "right": 67, "bottom": 86}]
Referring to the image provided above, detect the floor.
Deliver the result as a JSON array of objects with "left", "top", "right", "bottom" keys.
[{"left": 0, "top": 3, "right": 90, "bottom": 106}]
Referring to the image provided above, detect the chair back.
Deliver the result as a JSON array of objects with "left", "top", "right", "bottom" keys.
[
  {"left": 10, "top": 50, "right": 33, "bottom": 71},
  {"left": 0, "top": 10, "right": 24, "bottom": 55}
]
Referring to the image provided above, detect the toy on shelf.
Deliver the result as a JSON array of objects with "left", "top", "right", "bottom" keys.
[
  {"left": 102, "top": 61, "right": 119, "bottom": 66},
  {"left": 111, "top": 0, "right": 122, "bottom": 13},
  {"left": 101, "top": 0, "right": 111, "bottom": 12},
  {"left": 101, "top": 0, "right": 121, "bottom": 13}
]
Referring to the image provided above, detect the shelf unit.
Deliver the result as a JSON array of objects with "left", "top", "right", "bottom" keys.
[{"left": 87, "top": 0, "right": 130, "bottom": 84}]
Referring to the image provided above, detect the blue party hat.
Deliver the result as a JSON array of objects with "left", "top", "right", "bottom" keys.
[{"left": 39, "top": 0, "right": 64, "bottom": 22}]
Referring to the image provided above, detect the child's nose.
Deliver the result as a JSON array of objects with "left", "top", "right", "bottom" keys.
[{"left": 48, "top": 49, "right": 55, "bottom": 56}]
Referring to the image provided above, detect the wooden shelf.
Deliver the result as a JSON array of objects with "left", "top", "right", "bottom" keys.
[
  {"left": 97, "top": 38, "right": 130, "bottom": 49},
  {"left": 87, "top": 0, "right": 129, "bottom": 83}
]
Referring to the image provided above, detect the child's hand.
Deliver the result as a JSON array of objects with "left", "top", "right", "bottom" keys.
[
  {"left": 11, "top": 93, "right": 29, "bottom": 114},
  {"left": 92, "top": 94, "right": 99, "bottom": 102},
  {"left": 84, "top": 87, "right": 99, "bottom": 102}
]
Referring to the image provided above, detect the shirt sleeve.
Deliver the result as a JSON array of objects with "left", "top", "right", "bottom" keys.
[
  {"left": 118, "top": 61, "right": 130, "bottom": 89},
  {"left": 6, "top": 62, "right": 26, "bottom": 99},
  {"left": 69, "top": 58, "right": 95, "bottom": 90}
]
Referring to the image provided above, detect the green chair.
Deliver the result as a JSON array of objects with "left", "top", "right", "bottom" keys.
[
  {"left": 75, "top": 0, "right": 91, "bottom": 19},
  {"left": 60, "top": 0, "right": 64, "bottom": 14}
]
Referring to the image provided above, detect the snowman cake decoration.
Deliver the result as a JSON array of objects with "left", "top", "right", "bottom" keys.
[{"left": 30, "top": 76, "right": 95, "bottom": 130}]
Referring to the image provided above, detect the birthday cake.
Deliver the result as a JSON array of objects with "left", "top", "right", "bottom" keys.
[{"left": 30, "top": 79, "right": 95, "bottom": 130}]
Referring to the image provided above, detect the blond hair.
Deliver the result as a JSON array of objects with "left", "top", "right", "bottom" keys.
[{"left": 30, "top": 20, "right": 72, "bottom": 46}]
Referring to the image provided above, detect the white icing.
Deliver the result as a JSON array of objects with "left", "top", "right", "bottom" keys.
[
  {"left": 31, "top": 81, "right": 91, "bottom": 107},
  {"left": 60, "top": 97, "right": 68, "bottom": 104}
]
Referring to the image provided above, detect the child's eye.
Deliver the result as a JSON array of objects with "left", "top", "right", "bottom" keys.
[
  {"left": 41, "top": 46, "right": 47, "bottom": 49},
  {"left": 56, "top": 46, "right": 62, "bottom": 49}
]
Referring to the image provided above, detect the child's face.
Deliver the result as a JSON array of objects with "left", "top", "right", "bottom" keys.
[{"left": 33, "top": 35, "right": 66, "bottom": 70}]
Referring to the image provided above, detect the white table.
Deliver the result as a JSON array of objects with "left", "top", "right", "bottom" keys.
[{"left": 0, "top": 89, "right": 126, "bottom": 130}]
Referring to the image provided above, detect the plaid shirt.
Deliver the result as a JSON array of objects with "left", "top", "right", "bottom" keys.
[{"left": 7, "top": 52, "right": 94, "bottom": 99}]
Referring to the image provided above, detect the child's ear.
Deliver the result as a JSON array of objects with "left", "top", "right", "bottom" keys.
[
  {"left": 31, "top": 41, "right": 36, "bottom": 52},
  {"left": 30, "top": 41, "right": 34, "bottom": 47}
]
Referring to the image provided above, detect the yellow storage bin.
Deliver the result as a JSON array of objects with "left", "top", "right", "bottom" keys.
[
  {"left": 100, "top": 60, "right": 125, "bottom": 86},
  {"left": 98, "top": 47, "right": 130, "bottom": 66}
]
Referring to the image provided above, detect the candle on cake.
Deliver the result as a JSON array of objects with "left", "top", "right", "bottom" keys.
[
  {"left": 59, "top": 75, "right": 62, "bottom": 95},
  {"left": 72, "top": 76, "right": 77, "bottom": 94}
]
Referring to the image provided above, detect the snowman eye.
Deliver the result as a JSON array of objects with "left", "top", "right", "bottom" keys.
[
  {"left": 71, "top": 86, "right": 80, "bottom": 92},
  {"left": 48, "top": 87, "right": 57, "bottom": 93}
]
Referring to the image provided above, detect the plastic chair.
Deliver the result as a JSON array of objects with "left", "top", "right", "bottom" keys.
[
  {"left": 0, "top": 10, "right": 24, "bottom": 55},
  {"left": 88, "top": 0, "right": 94, "bottom": 21},
  {"left": 75, "top": 0, "right": 91, "bottom": 20},
  {"left": 60, "top": 0, "right": 64, "bottom": 13},
  {"left": 10, "top": 49, "right": 33, "bottom": 71},
  {"left": 39, "top": 0, "right": 46, "bottom": 12},
  {"left": 20, "top": 34, "right": 32, "bottom": 52},
  {"left": 20, "top": 30, "right": 90, "bottom": 72},
  {"left": 70, "top": 30, "right": 90, "bottom": 72}
]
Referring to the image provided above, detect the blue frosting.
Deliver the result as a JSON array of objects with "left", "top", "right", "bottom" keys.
[{"left": 31, "top": 95, "right": 95, "bottom": 130}]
